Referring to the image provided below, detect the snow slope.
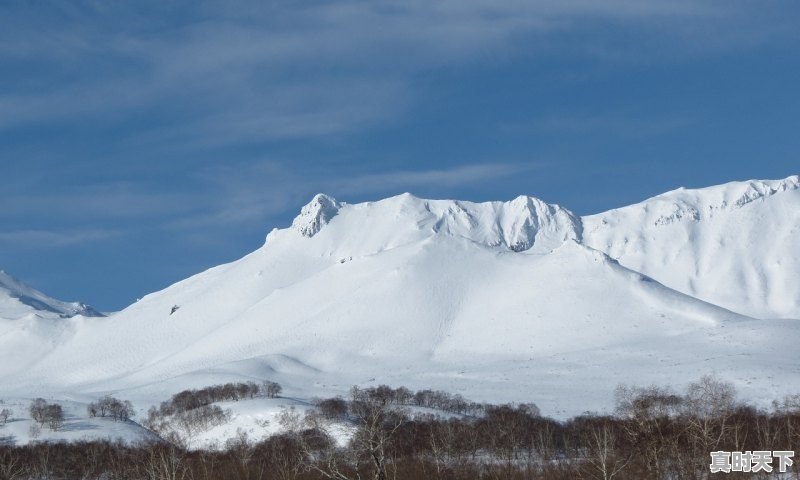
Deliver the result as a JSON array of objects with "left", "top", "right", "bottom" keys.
[
  {"left": 583, "top": 176, "right": 800, "bottom": 319},
  {"left": 1, "top": 180, "right": 798, "bottom": 422},
  {"left": 0, "top": 398, "right": 155, "bottom": 447},
  {"left": 0, "top": 272, "right": 102, "bottom": 378}
]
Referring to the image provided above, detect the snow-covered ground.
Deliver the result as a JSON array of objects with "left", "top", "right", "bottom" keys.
[
  {"left": 0, "top": 176, "right": 798, "bottom": 445},
  {"left": 0, "top": 398, "right": 155, "bottom": 446}
]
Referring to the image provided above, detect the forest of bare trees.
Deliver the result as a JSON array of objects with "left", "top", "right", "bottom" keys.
[{"left": 0, "top": 376, "right": 798, "bottom": 479}]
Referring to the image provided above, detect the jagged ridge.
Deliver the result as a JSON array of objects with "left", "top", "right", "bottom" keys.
[
  {"left": 0, "top": 271, "right": 103, "bottom": 319},
  {"left": 288, "top": 192, "right": 581, "bottom": 254}
]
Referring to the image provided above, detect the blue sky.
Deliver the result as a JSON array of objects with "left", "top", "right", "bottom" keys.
[{"left": 1, "top": 0, "right": 798, "bottom": 311}]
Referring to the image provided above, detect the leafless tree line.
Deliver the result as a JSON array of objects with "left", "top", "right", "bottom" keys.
[
  {"left": 140, "top": 381, "right": 281, "bottom": 446},
  {"left": 320, "top": 385, "right": 489, "bottom": 416},
  {"left": 145, "top": 404, "right": 231, "bottom": 448},
  {"left": 268, "top": 377, "right": 799, "bottom": 480},
  {"left": 169, "top": 382, "right": 262, "bottom": 412},
  {"left": 88, "top": 396, "right": 135, "bottom": 422},
  {"left": 1, "top": 375, "right": 799, "bottom": 479},
  {"left": 0, "top": 438, "right": 304, "bottom": 480}
]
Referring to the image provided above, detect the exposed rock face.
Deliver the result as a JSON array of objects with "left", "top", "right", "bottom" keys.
[{"left": 292, "top": 194, "right": 342, "bottom": 237}]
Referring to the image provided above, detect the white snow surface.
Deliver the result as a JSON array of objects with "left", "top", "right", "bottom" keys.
[
  {"left": 0, "top": 398, "right": 155, "bottom": 447},
  {"left": 583, "top": 175, "right": 800, "bottom": 319},
  {"left": 1, "top": 176, "right": 798, "bottom": 441},
  {"left": 0, "top": 271, "right": 103, "bottom": 379}
]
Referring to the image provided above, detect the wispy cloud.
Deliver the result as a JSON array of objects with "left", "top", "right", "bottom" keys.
[
  {"left": 0, "top": 156, "right": 532, "bottom": 239},
  {"left": 0, "top": 0, "right": 788, "bottom": 146},
  {"left": 329, "top": 163, "right": 542, "bottom": 195},
  {"left": 0, "top": 228, "right": 121, "bottom": 247},
  {"left": 164, "top": 161, "right": 540, "bottom": 230},
  {"left": 530, "top": 113, "right": 699, "bottom": 138},
  {"left": 0, "top": 182, "right": 200, "bottom": 220}
]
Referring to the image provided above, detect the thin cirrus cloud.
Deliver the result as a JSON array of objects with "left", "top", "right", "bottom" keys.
[
  {"left": 0, "top": 184, "right": 200, "bottom": 221},
  {"left": 0, "top": 160, "right": 532, "bottom": 239},
  {"left": 0, "top": 228, "right": 121, "bottom": 248},
  {"left": 0, "top": 0, "right": 784, "bottom": 146},
  {"left": 529, "top": 113, "right": 700, "bottom": 138},
  {"left": 328, "top": 163, "right": 542, "bottom": 195},
  {"left": 126, "top": 78, "right": 410, "bottom": 149},
  {"left": 167, "top": 162, "right": 537, "bottom": 231}
]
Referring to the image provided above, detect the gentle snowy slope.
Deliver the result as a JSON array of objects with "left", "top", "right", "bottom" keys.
[
  {"left": 0, "top": 398, "right": 155, "bottom": 446},
  {"left": 2, "top": 185, "right": 798, "bottom": 420},
  {"left": 583, "top": 176, "right": 800, "bottom": 319}
]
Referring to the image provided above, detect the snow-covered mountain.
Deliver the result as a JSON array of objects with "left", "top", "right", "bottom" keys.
[
  {"left": 0, "top": 270, "right": 102, "bottom": 319},
  {"left": 0, "top": 176, "right": 798, "bottom": 418}
]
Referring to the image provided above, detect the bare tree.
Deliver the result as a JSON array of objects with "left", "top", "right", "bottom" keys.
[
  {"left": 29, "top": 399, "right": 65, "bottom": 431},
  {"left": 0, "top": 447, "right": 26, "bottom": 480},
  {"left": 29, "top": 398, "right": 48, "bottom": 426},
  {"left": 277, "top": 406, "right": 304, "bottom": 433},
  {"left": 0, "top": 408, "right": 12, "bottom": 425},
  {"left": 615, "top": 384, "right": 683, "bottom": 478},
  {"left": 580, "top": 417, "right": 630, "bottom": 480},
  {"left": 772, "top": 393, "right": 800, "bottom": 452},
  {"left": 261, "top": 433, "right": 305, "bottom": 480},
  {"left": 45, "top": 404, "right": 65, "bottom": 431},
  {"left": 264, "top": 381, "right": 283, "bottom": 398},
  {"left": 296, "top": 387, "right": 409, "bottom": 480},
  {"left": 681, "top": 375, "right": 737, "bottom": 478},
  {"left": 140, "top": 442, "right": 188, "bottom": 480},
  {"left": 346, "top": 387, "right": 408, "bottom": 480},
  {"left": 317, "top": 397, "right": 348, "bottom": 420},
  {"left": 90, "top": 396, "right": 135, "bottom": 422},
  {"left": 225, "top": 428, "right": 262, "bottom": 479}
]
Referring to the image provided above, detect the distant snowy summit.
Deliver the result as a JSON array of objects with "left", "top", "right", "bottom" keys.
[
  {"left": 288, "top": 191, "right": 582, "bottom": 254},
  {"left": 289, "top": 176, "right": 798, "bottom": 243},
  {"left": 583, "top": 175, "right": 800, "bottom": 319},
  {"left": 282, "top": 175, "right": 799, "bottom": 319},
  {"left": 0, "top": 270, "right": 103, "bottom": 320}
]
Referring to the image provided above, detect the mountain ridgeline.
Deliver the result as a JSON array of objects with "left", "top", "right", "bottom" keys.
[{"left": 0, "top": 176, "right": 798, "bottom": 416}]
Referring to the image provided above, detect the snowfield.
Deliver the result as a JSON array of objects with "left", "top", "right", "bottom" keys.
[
  {"left": 583, "top": 175, "right": 800, "bottom": 319},
  {"left": 0, "top": 175, "right": 798, "bottom": 445}
]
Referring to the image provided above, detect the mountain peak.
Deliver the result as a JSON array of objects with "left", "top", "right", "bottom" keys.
[
  {"left": 284, "top": 193, "right": 581, "bottom": 254},
  {"left": 292, "top": 194, "right": 342, "bottom": 237},
  {"left": 496, "top": 195, "right": 582, "bottom": 252}
]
